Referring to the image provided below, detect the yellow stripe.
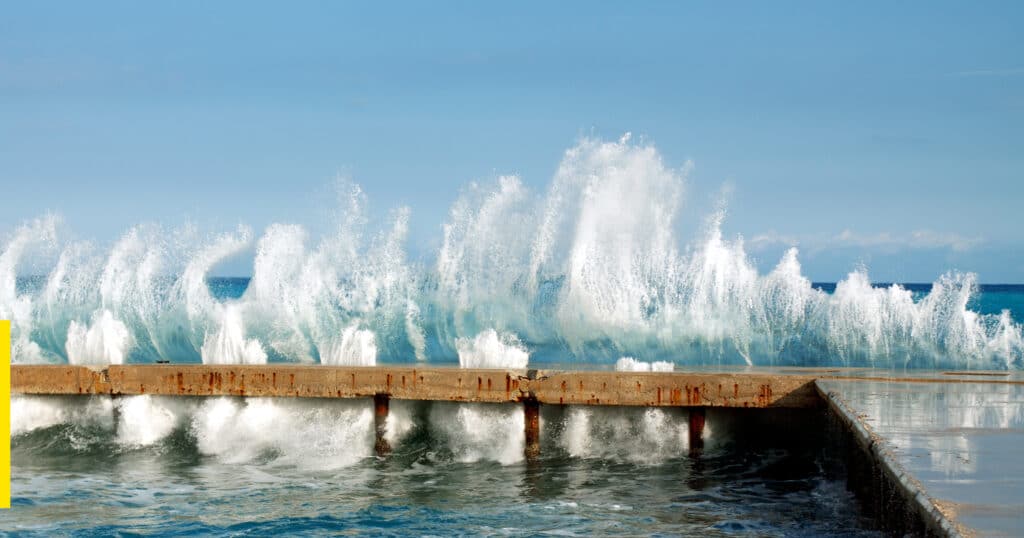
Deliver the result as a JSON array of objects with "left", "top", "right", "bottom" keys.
[{"left": 0, "top": 320, "right": 9, "bottom": 509}]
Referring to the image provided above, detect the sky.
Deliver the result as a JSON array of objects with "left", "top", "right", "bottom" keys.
[{"left": 1, "top": 1, "right": 1022, "bottom": 282}]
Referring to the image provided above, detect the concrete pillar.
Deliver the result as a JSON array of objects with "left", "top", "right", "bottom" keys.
[
  {"left": 523, "top": 397, "right": 540, "bottom": 460},
  {"left": 689, "top": 407, "right": 706, "bottom": 457},
  {"left": 373, "top": 393, "right": 391, "bottom": 456}
]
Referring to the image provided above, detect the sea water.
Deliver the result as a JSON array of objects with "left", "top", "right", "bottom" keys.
[
  {"left": 3, "top": 135, "right": 1021, "bottom": 534},
  {"left": 7, "top": 399, "right": 880, "bottom": 536}
]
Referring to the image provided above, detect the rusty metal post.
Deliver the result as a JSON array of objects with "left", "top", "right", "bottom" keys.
[
  {"left": 689, "top": 407, "right": 706, "bottom": 457},
  {"left": 373, "top": 393, "right": 391, "bottom": 456},
  {"left": 523, "top": 397, "right": 540, "bottom": 461}
]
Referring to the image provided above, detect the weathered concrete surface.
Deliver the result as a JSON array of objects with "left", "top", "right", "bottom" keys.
[
  {"left": 818, "top": 379, "right": 1024, "bottom": 537},
  {"left": 11, "top": 365, "right": 821, "bottom": 408},
  {"left": 112, "top": 365, "right": 526, "bottom": 403},
  {"left": 531, "top": 370, "right": 820, "bottom": 407},
  {"left": 11, "top": 365, "right": 112, "bottom": 395}
]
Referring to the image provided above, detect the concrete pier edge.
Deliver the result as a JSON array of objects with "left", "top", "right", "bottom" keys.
[{"left": 816, "top": 380, "right": 969, "bottom": 538}]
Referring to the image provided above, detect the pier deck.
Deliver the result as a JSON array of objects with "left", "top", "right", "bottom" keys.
[
  {"left": 10, "top": 364, "right": 822, "bottom": 408},
  {"left": 819, "top": 378, "right": 1024, "bottom": 537}
]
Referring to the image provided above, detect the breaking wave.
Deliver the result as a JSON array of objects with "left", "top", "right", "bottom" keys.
[{"left": 2, "top": 135, "right": 1021, "bottom": 370}]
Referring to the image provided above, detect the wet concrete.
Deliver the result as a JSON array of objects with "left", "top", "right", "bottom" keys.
[{"left": 818, "top": 379, "right": 1024, "bottom": 537}]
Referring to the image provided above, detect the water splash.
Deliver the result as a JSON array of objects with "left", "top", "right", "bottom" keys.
[
  {"left": 66, "top": 310, "right": 133, "bottom": 365},
  {"left": 456, "top": 329, "right": 529, "bottom": 369},
  {"left": 1, "top": 216, "right": 58, "bottom": 363},
  {"left": 115, "top": 395, "right": 193, "bottom": 447},
  {"left": 1, "top": 136, "right": 1021, "bottom": 369},
  {"left": 191, "top": 397, "right": 375, "bottom": 469},
  {"left": 428, "top": 402, "right": 525, "bottom": 465},
  {"left": 615, "top": 357, "right": 674, "bottom": 372},
  {"left": 559, "top": 407, "right": 689, "bottom": 463}
]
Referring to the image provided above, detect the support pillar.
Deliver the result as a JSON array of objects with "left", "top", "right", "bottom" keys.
[
  {"left": 373, "top": 393, "right": 391, "bottom": 456},
  {"left": 523, "top": 397, "right": 540, "bottom": 461},
  {"left": 689, "top": 407, "right": 706, "bottom": 457},
  {"left": 111, "top": 393, "right": 122, "bottom": 436}
]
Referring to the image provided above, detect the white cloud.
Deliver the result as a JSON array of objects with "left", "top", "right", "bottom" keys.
[
  {"left": 747, "top": 230, "right": 800, "bottom": 250},
  {"left": 746, "top": 229, "right": 983, "bottom": 253},
  {"left": 831, "top": 229, "right": 982, "bottom": 252},
  {"left": 947, "top": 67, "right": 1024, "bottom": 78}
]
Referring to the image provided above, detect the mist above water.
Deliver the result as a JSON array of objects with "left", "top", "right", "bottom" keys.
[{"left": 2, "top": 134, "right": 1021, "bottom": 370}]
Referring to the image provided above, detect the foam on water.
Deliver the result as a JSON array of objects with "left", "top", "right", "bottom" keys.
[
  {"left": 1, "top": 136, "right": 1021, "bottom": 370},
  {"left": 558, "top": 407, "right": 689, "bottom": 463},
  {"left": 115, "top": 395, "right": 193, "bottom": 447},
  {"left": 11, "top": 395, "right": 114, "bottom": 437},
  {"left": 428, "top": 402, "right": 526, "bottom": 465}
]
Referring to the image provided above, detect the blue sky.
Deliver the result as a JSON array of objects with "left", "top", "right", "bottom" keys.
[{"left": 2, "top": 1, "right": 1022, "bottom": 281}]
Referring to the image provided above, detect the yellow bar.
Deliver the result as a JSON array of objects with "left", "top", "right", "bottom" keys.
[{"left": 0, "top": 320, "right": 8, "bottom": 509}]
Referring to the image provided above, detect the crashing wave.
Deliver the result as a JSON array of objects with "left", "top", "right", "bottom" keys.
[{"left": 1, "top": 136, "right": 1021, "bottom": 370}]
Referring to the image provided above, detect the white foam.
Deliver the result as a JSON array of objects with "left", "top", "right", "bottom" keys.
[
  {"left": 115, "top": 395, "right": 191, "bottom": 447},
  {"left": 11, "top": 395, "right": 114, "bottom": 436},
  {"left": 66, "top": 310, "right": 133, "bottom": 365},
  {"left": 190, "top": 397, "right": 375, "bottom": 469},
  {"left": 615, "top": 357, "right": 674, "bottom": 372},
  {"left": 200, "top": 304, "right": 267, "bottom": 364},
  {"left": 456, "top": 329, "right": 529, "bottom": 369},
  {"left": 319, "top": 325, "right": 377, "bottom": 366},
  {"left": 559, "top": 407, "right": 688, "bottom": 463},
  {"left": 384, "top": 400, "right": 416, "bottom": 447},
  {"left": 428, "top": 402, "right": 525, "bottom": 465}
]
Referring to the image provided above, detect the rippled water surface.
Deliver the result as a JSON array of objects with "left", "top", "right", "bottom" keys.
[{"left": 5, "top": 405, "right": 881, "bottom": 536}]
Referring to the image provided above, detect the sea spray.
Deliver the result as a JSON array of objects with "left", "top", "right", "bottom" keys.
[
  {"left": 1, "top": 136, "right": 1021, "bottom": 369},
  {"left": 1, "top": 216, "right": 58, "bottom": 363},
  {"left": 200, "top": 304, "right": 267, "bottom": 364},
  {"left": 115, "top": 395, "right": 193, "bottom": 447},
  {"left": 11, "top": 395, "right": 114, "bottom": 437},
  {"left": 428, "top": 402, "right": 526, "bottom": 465},
  {"left": 455, "top": 329, "right": 529, "bottom": 369},
  {"left": 558, "top": 407, "right": 689, "bottom": 463},
  {"left": 549, "top": 357, "right": 691, "bottom": 462},
  {"left": 319, "top": 325, "right": 378, "bottom": 366},
  {"left": 615, "top": 357, "right": 674, "bottom": 372},
  {"left": 191, "top": 397, "right": 376, "bottom": 469},
  {"left": 66, "top": 310, "right": 133, "bottom": 365}
]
